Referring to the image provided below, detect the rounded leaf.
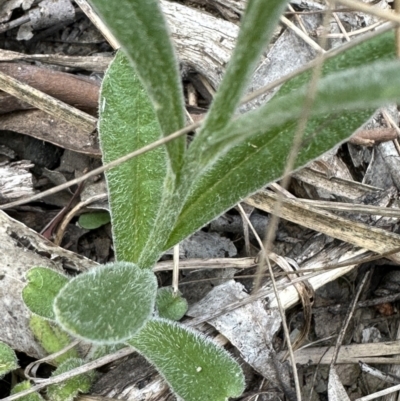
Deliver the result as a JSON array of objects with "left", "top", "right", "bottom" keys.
[
  {"left": 156, "top": 287, "right": 188, "bottom": 321},
  {"left": 47, "top": 358, "right": 94, "bottom": 401},
  {"left": 23, "top": 267, "right": 69, "bottom": 320},
  {"left": 0, "top": 341, "right": 18, "bottom": 378},
  {"left": 54, "top": 262, "right": 157, "bottom": 344},
  {"left": 128, "top": 319, "right": 245, "bottom": 401},
  {"left": 11, "top": 381, "right": 44, "bottom": 401},
  {"left": 78, "top": 211, "right": 110, "bottom": 230}
]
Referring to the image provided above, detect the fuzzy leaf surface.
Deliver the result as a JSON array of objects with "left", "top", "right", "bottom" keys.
[
  {"left": 99, "top": 51, "right": 170, "bottom": 266},
  {"left": 128, "top": 318, "right": 245, "bottom": 401},
  {"left": 0, "top": 341, "right": 18, "bottom": 378},
  {"left": 89, "top": 0, "right": 185, "bottom": 174},
  {"left": 23, "top": 267, "right": 69, "bottom": 320},
  {"left": 47, "top": 358, "right": 94, "bottom": 401},
  {"left": 11, "top": 381, "right": 44, "bottom": 401},
  {"left": 54, "top": 262, "right": 157, "bottom": 344},
  {"left": 191, "top": 0, "right": 289, "bottom": 142},
  {"left": 78, "top": 211, "right": 110, "bottom": 230},
  {"left": 167, "top": 31, "right": 397, "bottom": 247},
  {"left": 156, "top": 287, "right": 188, "bottom": 321},
  {"left": 29, "top": 315, "right": 78, "bottom": 365}
]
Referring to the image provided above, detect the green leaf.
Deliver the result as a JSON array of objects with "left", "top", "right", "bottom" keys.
[
  {"left": 29, "top": 315, "right": 79, "bottom": 365},
  {"left": 23, "top": 267, "right": 69, "bottom": 320},
  {"left": 47, "top": 358, "right": 94, "bottom": 401},
  {"left": 11, "top": 381, "right": 44, "bottom": 401},
  {"left": 165, "top": 31, "right": 398, "bottom": 247},
  {"left": 89, "top": 0, "right": 185, "bottom": 174},
  {"left": 78, "top": 211, "right": 110, "bottom": 230},
  {"left": 189, "top": 0, "right": 290, "bottom": 158},
  {"left": 156, "top": 287, "right": 188, "bottom": 321},
  {"left": 99, "top": 50, "right": 170, "bottom": 266},
  {"left": 0, "top": 341, "right": 18, "bottom": 378},
  {"left": 54, "top": 262, "right": 157, "bottom": 344},
  {"left": 128, "top": 319, "right": 245, "bottom": 401}
]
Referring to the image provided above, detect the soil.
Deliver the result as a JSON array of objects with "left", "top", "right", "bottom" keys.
[{"left": 1, "top": 1, "right": 400, "bottom": 401}]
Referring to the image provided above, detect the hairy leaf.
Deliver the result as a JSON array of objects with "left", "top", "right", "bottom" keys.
[
  {"left": 128, "top": 319, "right": 245, "bottom": 401},
  {"left": 29, "top": 315, "right": 79, "bottom": 365},
  {"left": 47, "top": 358, "right": 94, "bottom": 401},
  {"left": 11, "top": 381, "right": 44, "bottom": 401},
  {"left": 23, "top": 267, "right": 69, "bottom": 320},
  {"left": 99, "top": 51, "right": 170, "bottom": 266},
  {"left": 156, "top": 287, "right": 188, "bottom": 321},
  {"left": 54, "top": 262, "right": 157, "bottom": 344},
  {"left": 89, "top": 0, "right": 185, "bottom": 174},
  {"left": 78, "top": 211, "right": 110, "bottom": 230},
  {"left": 192, "top": 0, "right": 289, "bottom": 139},
  {"left": 166, "top": 31, "right": 397, "bottom": 247},
  {"left": 0, "top": 341, "right": 18, "bottom": 378}
]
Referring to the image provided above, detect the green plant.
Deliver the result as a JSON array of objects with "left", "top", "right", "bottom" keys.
[
  {"left": 20, "top": 0, "right": 400, "bottom": 400},
  {"left": 0, "top": 341, "right": 18, "bottom": 378}
]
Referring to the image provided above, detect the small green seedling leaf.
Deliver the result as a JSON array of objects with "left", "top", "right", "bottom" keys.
[
  {"left": 47, "top": 358, "right": 94, "bottom": 401},
  {"left": 29, "top": 315, "right": 79, "bottom": 365},
  {"left": 54, "top": 262, "right": 157, "bottom": 344},
  {"left": 23, "top": 267, "right": 69, "bottom": 320},
  {"left": 11, "top": 381, "right": 44, "bottom": 401},
  {"left": 128, "top": 319, "right": 245, "bottom": 401},
  {"left": 78, "top": 211, "right": 110, "bottom": 230},
  {"left": 156, "top": 287, "right": 188, "bottom": 321},
  {"left": 0, "top": 341, "right": 18, "bottom": 378}
]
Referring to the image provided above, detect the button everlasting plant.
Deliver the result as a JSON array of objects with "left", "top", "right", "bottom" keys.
[{"left": 12, "top": 0, "right": 400, "bottom": 400}]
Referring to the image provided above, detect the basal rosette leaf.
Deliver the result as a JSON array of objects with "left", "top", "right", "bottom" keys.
[
  {"left": 128, "top": 319, "right": 245, "bottom": 401},
  {"left": 11, "top": 381, "right": 44, "bottom": 401},
  {"left": 29, "top": 315, "right": 79, "bottom": 365},
  {"left": 166, "top": 31, "right": 399, "bottom": 248},
  {"left": 156, "top": 287, "right": 188, "bottom": 321},
  {"left": 54, "top": 262, "right": 157, "bottom": 344},
  {"left": 99, "top": 50, "right": 171, "bottom": 267},
  {"left": 23, "top": 267, "right": 69, "bottom": 320},
  {"left": 89, "top": 0, "right": 185, "bottom": 174},
  {"left": 0, "top": 341, "right": 18, "bottom": 378},
  {"left": 47, "top": 358, "right": 95, "bottom": 401}
]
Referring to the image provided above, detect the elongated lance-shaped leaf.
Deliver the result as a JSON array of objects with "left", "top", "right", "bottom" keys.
[
  {"left": 165, "top": 31, "right": 397, "bottom": 248},
  {"left": 128, "top": 319, "right": 245, "bottom": 401},
  {"left": 99, "top": 50, "right": 170, "bottom": 266},
  {"left": 89, "top": 0, "right": 185, "bottom": 175},
  {"left": 185, "top": 29, "right": 396, "bottom": 174},
  {"left": 23, "top": 267, "right": 69, "bottom": 321},
  {"left": 185, "top": 0, "right": 289, "bottom": 170},
  {"left": 54, "top": 262, "right": 157, "bottom": 344}
]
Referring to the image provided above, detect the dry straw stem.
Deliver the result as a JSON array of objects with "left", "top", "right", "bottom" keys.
[
  {"left": 286, "top": 340, "right": 400, "bottom": 365},
  {"left": 237, "top": 204, "right": 302, "bottom": 400},
  {"left": 0, "top": 71, "right": 96, "bottom": 133},
  {"left": 74, "top": 0, "right": 120, "bottom": 49},
  {"left": 0, "top": 22, "right": 395, "bottom": 212},
  {"left": 246, "top": 191, "right": 400, "bottom": 258},
  {"left": 329, "top": 270, "right": 370, "bottom": 367},
  {"left": 0, "top": 347, "right": 135, "bottom": 401},
  {"left": 336, "top": 0, "right": 400, "bottom": 25}
]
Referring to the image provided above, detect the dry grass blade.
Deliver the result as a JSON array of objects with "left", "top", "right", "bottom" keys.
[
  {"left": 335, "top": 0, "right": 400, "bottom": 24},
  {"left": 246, "top": 190, "right": 400, "bottom": 260}
]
